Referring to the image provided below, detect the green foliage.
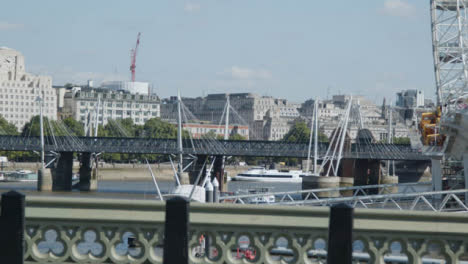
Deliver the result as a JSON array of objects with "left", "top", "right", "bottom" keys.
[
  {"left": 21, "top": 116, "right": 49, "bottom": 136},
  {"left": 280, "top": 121, "right": 328, "bottom": 166},
  {"left": 202, "top": 130, "right": 217, "bottom": 140},
  {"left": 282, "top": 121, "right": 328, "bottom": 143},
  {"left": 392, "top": 137, "right": 411, "bottom": 145},
  {"left": 216, "top": 133, "right": 248, "bottom": 140},
  {"left": 62, "top": 117, "right": 84, "bottom": 136},
  {"left": 139, "top": 118, "right": 178, "bottom": 138},
  {"left": 0, "top": 115, "right": 18, "bottom": 135}
]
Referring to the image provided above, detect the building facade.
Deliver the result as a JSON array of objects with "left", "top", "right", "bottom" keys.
[
  {"left": 181, "top": 123, "right": 249, "bottom": 139},
  {"left": 100, "top": 81, "right": 152, "bottom": 95},
  {"left": 396, "top": 90, "right": 425, "bottom": 108},
  {"left": 63, "top": 88, "right": 160, "bottom": 126},
  {"left": 160, "top": 93, "right": 301, "bottom": 140},
  {"left": 0, "top": 47, "right": 57, "bottom": 130}
]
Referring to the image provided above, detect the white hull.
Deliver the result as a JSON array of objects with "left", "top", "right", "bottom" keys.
[
  {"left": 233, "top": 175, "right": 302, "bottom": 182},
  {"left": 234, "top": 167, "right": 303, "bottom": 183}
]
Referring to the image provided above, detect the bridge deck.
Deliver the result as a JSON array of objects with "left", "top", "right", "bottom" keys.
[{"left": 0, "top": 135, "right": 432, "bottom": 160}]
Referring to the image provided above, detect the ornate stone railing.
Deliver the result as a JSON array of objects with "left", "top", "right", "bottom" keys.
[{"left": 23, "top": 196, "right": 468, "bottom": 263}]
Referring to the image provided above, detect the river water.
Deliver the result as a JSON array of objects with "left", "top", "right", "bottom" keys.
[{"left": 0, "top": 179, "right": 302, "bottom": 199}]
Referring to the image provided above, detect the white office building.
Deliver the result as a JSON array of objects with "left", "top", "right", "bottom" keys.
[
  {"left": 100, "top": 81, "right": 151, "bottom": 95},
  {"left": 63, "top": 88, "right": 160, "bottom": 126},
  {"left": 0, "top": 47, "right": 57, "bottom": 130}
]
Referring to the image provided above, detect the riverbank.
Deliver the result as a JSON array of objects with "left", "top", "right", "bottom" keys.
[{"left": 2, "top": 162, "right": 258, "bottom": 181}]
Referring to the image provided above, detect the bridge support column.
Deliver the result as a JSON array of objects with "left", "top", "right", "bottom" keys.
[
  {"left": 212, "top": 155, "right": 225, "bottom": 192},
  {"left": 302, "top": 176, "right": 340, "bottom": 198},
  {"left": 431, "top": 158, "right": 442, "bottom": 193},
  {"left": 78, "top": 152, "right": 97, "bottom": 191},
  {"left": 189, "top": 155, "right": 207, "bottom": 184},
  {"left": 51, "top": 152, "right": 74, "bottom": 191},
  {"left": 339, "top": 159, "right": 355, "bottom": 197},
  {"left": 37, "top": 168, "right": 52, "bottom": 191},
  {"left": 352, "top": 159, "right": 381, "bottom": 194}
]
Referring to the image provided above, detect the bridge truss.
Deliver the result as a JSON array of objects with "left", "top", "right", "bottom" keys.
[{"left": 0, "top": 135, "right": 431, "bottom": 160}]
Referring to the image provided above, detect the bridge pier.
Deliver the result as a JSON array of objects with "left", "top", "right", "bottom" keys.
[
  {"left": 212, "top": 155, "right": 225, "bottom": 192},
  {"left": 77, "top": 152, "right": 98, "bottom": 191},
  {"left": 431, "top": 158, "right": 442, "bottom": 193},
  {"left": 352, "top": 159, "right": 381, "bottom": 194},
  {"left": 51, "top": 152, "right": 74, "bottom": 191},
  {"left": 37, "top": 168, "right": 53, "bottom": 191},
  {"left": 339, "top": 159, "right": 355, "bottom": 196}
]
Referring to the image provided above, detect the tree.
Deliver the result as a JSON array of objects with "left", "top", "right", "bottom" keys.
[
  {"left": 0, "top": 115, "right": 18, "bottom": 135},
  {"left": 280, "top": 121, "right": 329, "bottom": 166},
  {"left": 62, "top": 117, "right": 84, "bottom": 136},
  {"left": 393, "top": 137, "right": 410, "bottom": 145},
  {"left": 202, "top": 130, "right": 217, "bottom": 140},
  {"left": 21, "top": 116, "right": 49, "bottom": 137},
  {"left": 282, "top": 121, "right": 328, "bottom": 143},
  {"left": 216, "top": 133, "right": 247, "bottom": 140},
  {"left": 139, "top": 118, "right": 178, "bottom": 138}
]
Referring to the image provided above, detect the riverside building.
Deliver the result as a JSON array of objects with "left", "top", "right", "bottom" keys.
[
  {"left": 0, "top": 47, "right": 57, "bottom": 130},
  {"left": 161, "top": 93, "right": 301, "bottom": 140},
  {"left": 63, "top": 88, "right": 160, "bottom": 126}
]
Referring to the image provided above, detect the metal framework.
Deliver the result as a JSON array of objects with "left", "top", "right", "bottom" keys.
[
  {"left": 221, "top": 182, "right": 468, "bottom": 213},
  {"left": 221, "top": 182, "right": 431, "bottom": 204},
  {"left": 0, "top": 135, "right": 430, "bottom": 160},
  {"left": 431, "top": 0, "right": 468, "bottom": 112}
]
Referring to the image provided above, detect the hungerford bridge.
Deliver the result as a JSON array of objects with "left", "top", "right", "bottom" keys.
[{"left": 0, "top": 135, "right": 432, "bottom": 160}]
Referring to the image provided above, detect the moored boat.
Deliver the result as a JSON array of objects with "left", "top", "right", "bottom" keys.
[{"left": 234, "top": 167, "right": 303, "bottom": 182}]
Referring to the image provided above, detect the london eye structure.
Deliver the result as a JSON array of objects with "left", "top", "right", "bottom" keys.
[{"left": 431, "top": 0, "right": 468, "bottom": 114}]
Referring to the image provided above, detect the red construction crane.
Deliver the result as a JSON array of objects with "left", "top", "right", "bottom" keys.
[{"left": 130, "top": 32, "right": 141, "bottom": 82}]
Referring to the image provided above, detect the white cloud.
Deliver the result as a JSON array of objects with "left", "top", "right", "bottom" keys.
[
  {"left": 0, "top": 22, "right": 24, "bottom": 31},
  {"left": 184, "top": 2, "right": 200, "bottom": 13},
  {"left": 224, "top": 66, "right": 272, "bottom": 80},
  {"left": 381, "top": 0, "right": 415, "bottom": 17}
]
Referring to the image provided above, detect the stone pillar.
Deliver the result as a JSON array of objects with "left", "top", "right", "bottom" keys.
[
  {"left": 431, "top": 158, "right": 442, "bottom": 192},
  {"left": 78, "top": 152, "right": 97, "bottom": 191},
  {"left": 189, "top": 155, "right": 207, "bottom": 184},
  {"left": 37, "top": 168, "right": 52, "bottom": 191},
  {"left": 179, "top": 172, "right": 190, "bottom": 185},
  {"left": 212, "top": 155, "right": 225, "bottom": 192},
  {"left": 380, "top": 175, "right": 398, "bottom": 194},
  {"left": 302, "top": 175, "right": 340, "bottom": 198},
  {"left": 51, "top": 152, "right": 74, "bottom": 191}
]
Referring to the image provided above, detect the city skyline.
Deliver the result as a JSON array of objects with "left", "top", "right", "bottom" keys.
[{"left": 2, "top": 0, "right": 435, "bottom": 103}]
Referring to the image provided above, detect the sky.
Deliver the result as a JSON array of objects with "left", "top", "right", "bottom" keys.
[{"left": 1, "top": 0, "right": 436, "bottom": 103}]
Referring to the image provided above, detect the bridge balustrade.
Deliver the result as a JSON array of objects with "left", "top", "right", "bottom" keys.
[{"left": 16, "top": 196, "right": 468, "bottom": 263}]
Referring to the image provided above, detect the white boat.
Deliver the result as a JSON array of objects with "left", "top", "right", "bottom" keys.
[
  {"left": 4, "top": 170, "right": 37, "bottom": 182},
  {"left": 234, "top": 167, "right": 303, "bottom": 182},
  {"left": 235, "top": 187, "right": 276, "bottom": 204}
]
